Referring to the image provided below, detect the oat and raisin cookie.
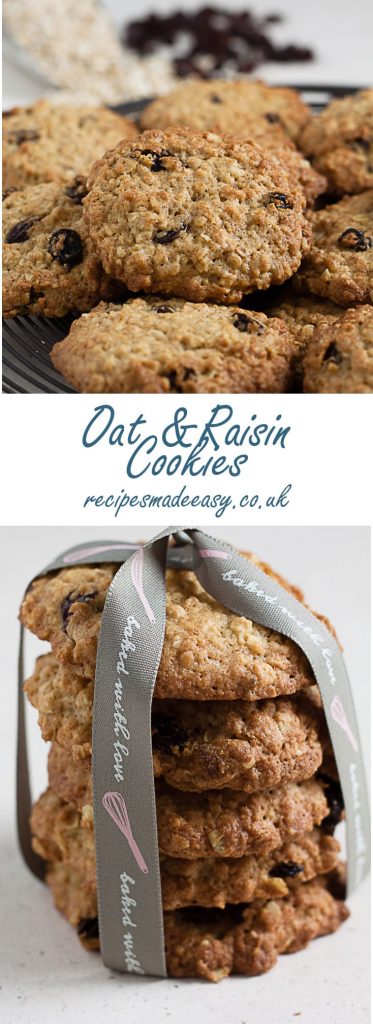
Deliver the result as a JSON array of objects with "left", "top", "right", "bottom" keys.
[
  {"left": 45, "top": 862, "right": 348, "bottom": 980},
  {"left": 267, "top": 295, "right": 344, "bottom": 348},
  {"left": 31, "top": 788, "right": 339, "bottom": 910},
  {"left": 50, "top": 297, "right": 298, "bottom": 394},
  {"left": 303, "top": 305, "right": 373, "bottom": 393},
  {"left": 20, "top": 555, "right": 331, "bottom": 698},
  {"left": 293, "top": 191, "right": 373, "bottom": 306},
  {"left": 140, "top": 82, "right": 325, "bottom": 207},
  {"left": 140, "top": 80, "right": 311, "bottom": 146},
  {"left": 300, "top": 89, "right": 373, "bottom": 195},
  {"left": 2, "top": 101, "right": 138, "bottom": 190},
  {"left": 83, "top": 128, "right": 311, "bottom": 303},
  {"left": 3, "top": 181, "right": 119, "bottom": 318},
  {"left": 272, "top": 147, "right": 326, "bottom": 208},
  {"left": 45, "top": 749, "right": 331, "bottom": 858},
  {"left": 26, "top": 655, "right": 324, "bottom": 791}
]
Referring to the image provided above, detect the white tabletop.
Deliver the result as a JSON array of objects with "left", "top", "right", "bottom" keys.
[{"left": 0, "top": 525, "right": 370, "bottom": 1024}]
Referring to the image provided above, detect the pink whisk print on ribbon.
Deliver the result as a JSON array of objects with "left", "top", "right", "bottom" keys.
[
  {"left": 130, "top": 548, "right": 155, "bottom": 623},
  {"left": 199, "top": 549, "right": 229, "bottom": 559},
  {"left": 102, "top": 792, "right": 148, "bottom": 873},
  {"left": 330, "top": 696, "right": 359, "bottom": 752},
  {"left": 63, "top": 544, "right": 140, "bottom": 563}
]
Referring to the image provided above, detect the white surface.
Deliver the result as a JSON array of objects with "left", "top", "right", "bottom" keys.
[
  {"left": 0, "top": 526, "right": 370, "bottom": 1023},
  {"left": 3, "top": 0, "right": 373, "bottom": 107}
]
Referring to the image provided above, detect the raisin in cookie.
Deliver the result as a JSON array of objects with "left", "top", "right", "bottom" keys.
[
  {"left": 83, "top": 128, "right": 311, "bottom": 303},
  {"left": 50, "top": 297, "right": 298, "bottom": 393},
  {"left": 20, "top": 556, "right": 330, "bottom": 699},
  {"left": 31, "top": 787, "right": 339, "bottom": 910},
  {"left": 140, "top": 80, "right": 310, "bottom": 146},
  {"left": 293, "top": 191, "right": 373, "bottom": 306},
  {"left": 300, "top": 89, "right": 373, "bottom": 195},
  {"left": 303, "top": 305, "right": 373, "bottom": 393},
  {"left": 3, "top": 180, "right": 119, "bottom": 318},
  {"left": 2, "top": 101, "right": 138, "bottom": 190}
]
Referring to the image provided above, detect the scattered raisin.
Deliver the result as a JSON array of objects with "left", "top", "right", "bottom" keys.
[
  {"left": 65, "top": 177, "right": 88, "bottom": 205},
  {"left": 322, "top": 342, "right": 343, "bottom": 365},
  {"left": 8, "top": 129, "right": 40, "bottom": 145},
  {"left": 152, "top": 714, "right": 189, "bottom": 753},
  {"left": 124, "top": 8, "right": 313, "bottom": 79},
  {"left": 233, "top": 312, "right": 265, "bottom": 334},
  {"left": 135, "top": 148, "right": 173, "bottom": 171},
  {"left": 338, "top": 228, "right": 372, "bottom": 252},
  {"left": 269, "top": 861, "right": 303, "bottom": 878},
  {"left": 77, "top": 917, "right": 99, "bottom": 939},
  {"left": 155, "top": 305, "right": 174, "bottom": 313},
  {"left": 153, "top": 223, "right": 187, "bottom": 244},
  {"left": 6, "top": 218, "right": 39, "bottom": 243},
  {"left": 47, "top": 228, "right": 83, "bottom": 267},
  {"left": 210, "top": 94, "right": 223, "bottom": 103},
  {"left": 60, "top": 590, "right": 98, "bottom": 633},
  {"left": 265, "top": 192, "right": 293, "bottom": 210},
  {"left": 265, "top": 112, "right": 281, "bottom": 124}
]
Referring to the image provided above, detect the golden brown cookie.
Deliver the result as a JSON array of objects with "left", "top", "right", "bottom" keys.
[
  {"left": 83, "top": 128, "right": 311, "bottom": 303},
  {"left": 2, "top": 101, "right": 138, "bottom": 190},
  {"left": 302, "top": 304, "right": 373, "bottom": 393},
  {"left": 140, "top": 82, "right": 324, "bottom": 207},
  {"left": 3, "top": 180, "right": 119, "bottom": 318},
  {"left": 31, "top": 787, "right": 340, "bottom": 911},
  {"left": 300, "top": 89, "right": 373, "bottom": 195},
  {"left": 267, "top": 294, "right": 344, "bottom": 348},
  {"left": 46, "top": 742, "right": 332, "bottom": 859},
  {"left": 44, "top": 861, "right": 348, "bottom": 980},
  {"left": 140, "top": 80, "right": 311, "bottom": 145},
  {"left": 20, "top": 555, "right": 328, "bottom": 700},
  {"left": 26, "top": 654, "right": 324, "bottom": 791},
  {"left": 293, "top": 191, "right": 373, "bottom": 306},
  {"left": 162, "top": 878, "right": 348, "bottom": 979},
  {"left": 50, "top": 297, "right": 298, "bottom": 394}
]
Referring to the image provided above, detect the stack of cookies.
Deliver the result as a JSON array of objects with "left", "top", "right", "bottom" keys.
[
  {"left": 20, "top": 552, "right": 349, "bottom": 981},
  {"left": 3, "top": 83, "right": 373, "bottom": 394}
]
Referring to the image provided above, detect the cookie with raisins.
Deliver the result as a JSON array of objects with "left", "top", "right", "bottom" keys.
[
  {"left": 50, "top": 296, "right": 299, "bottom": 393},
  {"left": 25, "top": 650, "right": 326, "bottom": 792},
  {"left": 2, "top": 180, "right": 119, "bottom": 318},
  {"left": 140, "top": 80, "right": 310, "bottom": 145},
  {"left": 31, "top": 787, "right": 340, "bottom": 912},
  {"left": 303, "top": 305, "right": 373, "bottom": 393},
  {"left": 83, "top": 128, "right": 311, "bottom": 304},
  {"left": 300, "top": 89, "right": 373, "bottom": 195},
  {"left": 2, "top": 101, "right": 137, "bottom": 190},
  {"left": 293, "top": 191, "right": 373, "bottom": 306}
]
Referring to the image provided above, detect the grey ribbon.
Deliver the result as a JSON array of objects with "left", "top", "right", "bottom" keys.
[{"left": 17, "top": 529, "right": 370, "bottom": 980}]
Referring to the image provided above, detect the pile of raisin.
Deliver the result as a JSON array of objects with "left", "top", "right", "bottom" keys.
[{"left": 123, "top": 6, "right": 313, "bottom": 79}]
